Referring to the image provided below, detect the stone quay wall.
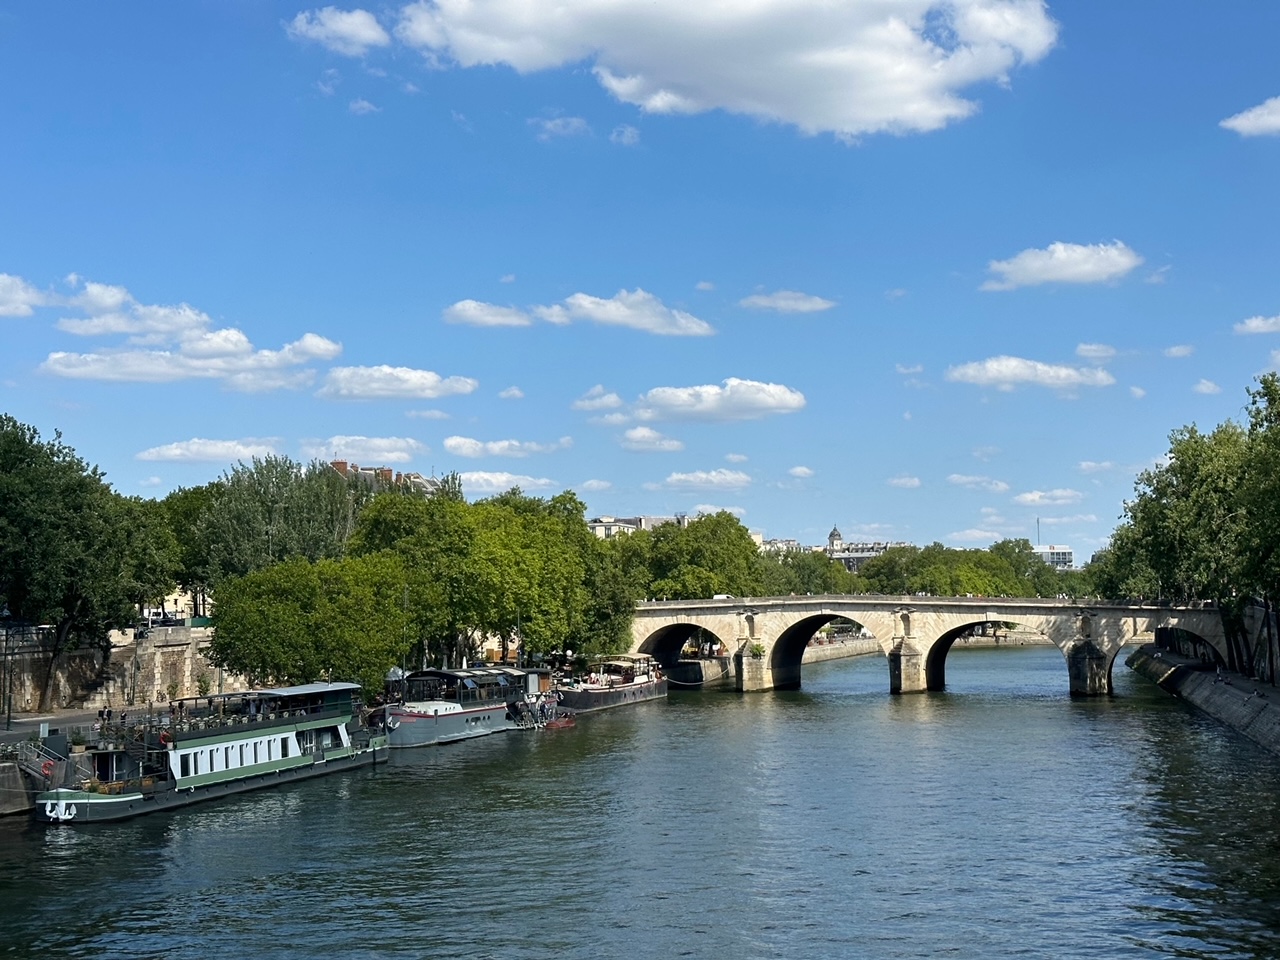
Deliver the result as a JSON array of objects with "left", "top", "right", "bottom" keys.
[{"left": 1127, "top": 644, "right": 1280, "bottom": 757}]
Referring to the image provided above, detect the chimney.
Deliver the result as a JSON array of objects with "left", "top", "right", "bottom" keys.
[
  {"left": 331, "top": 459, "right": 348, "bottom": 476},
  {"left": 379, "top": 467, "right": 393, "bottom": 484}
]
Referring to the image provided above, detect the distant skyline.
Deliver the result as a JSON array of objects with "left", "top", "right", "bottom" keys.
[{"left": 2, "top": 2, "right": 1277, "bottom": 552}]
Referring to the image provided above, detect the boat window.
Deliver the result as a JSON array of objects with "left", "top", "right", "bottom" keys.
[
  {"left": 281, "top": 737, "right": 289, "bottom": 758},
  {"left": 267, "top": 740, "right": 274, "bottom": 761},
  {"left": 253, "top": 742, "right": 260, "bottom": 764},
  {"left": 180, "top": 753, "right": 191, "bottom": 778},
  {"left": 193, "top": 752, "right": 201, "bottom": 776},
  {"left": 224, "top": 746, "right": 231, "bottom": 769},
  {"left": 239, "top": 744, "right": 246, "bottom": 766}
]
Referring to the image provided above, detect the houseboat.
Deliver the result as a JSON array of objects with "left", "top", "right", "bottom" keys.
[
  {"left": 33, "top": 682, "right": 387, "bottom": 824},
  {"left": 377, "top": 665, "right": 553, "bottom": 747},
  {"left": 555, "top": 653, "right": 667, "bottom": 713}
]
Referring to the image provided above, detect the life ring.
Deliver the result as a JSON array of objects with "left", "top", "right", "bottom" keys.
[{"left": 41, "top": 760, "right": 54, "bottom": 778}]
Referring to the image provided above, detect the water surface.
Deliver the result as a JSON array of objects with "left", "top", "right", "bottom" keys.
[{"left": 3, "top": 647, "right": 1279, "bottom": 960}]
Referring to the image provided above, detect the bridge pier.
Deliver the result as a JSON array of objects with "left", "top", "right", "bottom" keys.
[
  {"left": 1064, "top": 638, "right": 1113, "bottom": 696},
  {"left": 888, "top": 642, "right": 927, "bottom": 694},
  {"left": 734, "top": 651, "right": 801, "bottom": 692}
]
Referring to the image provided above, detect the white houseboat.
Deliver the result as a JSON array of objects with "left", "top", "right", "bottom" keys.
[{"left": 34, "top": 682, "right": 388, "bottom": 824}]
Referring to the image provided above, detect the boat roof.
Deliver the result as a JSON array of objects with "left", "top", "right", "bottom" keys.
[
  {"left": 255, "top": 682, "right": 362, "bottom": 698},
  {"left": 172, "top": 681, "right": 362, "bottom": 704},
  {"left": 406, "top": 667, "right": 527, "bottom": 680}
]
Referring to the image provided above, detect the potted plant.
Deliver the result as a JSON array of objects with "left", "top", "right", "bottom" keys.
[
  {"left": 69, "top": 730, "right": 87, "bottom": 754},
  {"left": 749, "top": 642, "right": 766, "bottom": 660}
]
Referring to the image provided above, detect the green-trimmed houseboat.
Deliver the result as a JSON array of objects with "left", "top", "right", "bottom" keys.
[{"left": 35, "top": 682, "right": 388, "bottom": 824}]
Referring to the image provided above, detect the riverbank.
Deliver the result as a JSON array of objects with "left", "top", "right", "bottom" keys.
[{"left": 1127, "top": 643, "right": 1280, "bottom": 757}]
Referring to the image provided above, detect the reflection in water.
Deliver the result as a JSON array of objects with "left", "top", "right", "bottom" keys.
[{"left": 2, "top": 646, "right": 1280, "bottom": 960}]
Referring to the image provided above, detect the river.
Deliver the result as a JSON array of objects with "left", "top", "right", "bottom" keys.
[{"left": 3, "top": 646, "right": 1280, "bottom": 959}]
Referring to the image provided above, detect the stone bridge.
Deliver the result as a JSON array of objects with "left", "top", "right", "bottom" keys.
[{"left": 630, "top": 595, "right": 1239, "bottom": 696}]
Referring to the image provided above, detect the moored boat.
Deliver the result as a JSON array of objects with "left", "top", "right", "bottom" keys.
[
  {"left": 377, "top": 666, "right": 554, "bottom": 747},
  {"left": 555, "top": 653, "right": 667, "bottom": 713},
  {"left": 32, "top": 682, "right": 388, "bottom": 824}
]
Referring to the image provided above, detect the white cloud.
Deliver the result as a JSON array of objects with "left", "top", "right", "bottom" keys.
[
  {"left": 725, "top": 452, "right": 748, "bottom": 463},
  {"left": 459, "top": 471, "right": 556, "bottom": 493},
  {"left": 695, "top": 280, "right": 715, "bottom": 292},
  {"left": 499, "top": 385, "right": 524, "bottom": 399},
  {"left": 300, "top": 435, "right": 426, "bottom": 463},
  {"left": 580, "top": 478, "right": 612, "bottom": 492},
  {"left": 139, "top": 476, "right": 163, "bottom": 488},
  {"left": 1130, "top": 386, "right": 1146, "bottom": 399},
  {"left": 1077, "top": 460, "right": 1113, "bottom": 473},
  {"left": 286, "top": 7, "right": 392, "bottom": 57},
  {"left": 0, "top": 273, "right": 48, "bottom": 316},
  {"left": 888, "top": 475, "right": 921, "bottom": 489},
  {"left": 1013, "top": 488, "right": 1083, "bottom": 506},
  {"left": 1040, "top": 513, "right": 1097, "bottom": 526},
  {"left": 349, "top": 98, "right": 381, "bottom": 115},
  {"left": 1235, "top": 314, "right": 1280, "bottom": 335},
  {"left": 945, "top": 356, "right": 1115, "bottom": 390},
  {"left": 450, "top": 289, "right": 711, "bottom": 336},
  {"left": 573, "top": 385, "right": 624, "bottom": 411},
  {"left": 43, "top": 332, "right": 341, "bottom": 391},
  {"left": 1164, "top": 344, "right": 1194, "bottom": 358},
  {"left": 947, "top": 473, "right": 1009, "bottom": 493},
  {"left": 406, "top": 408, "right": 450, "bottom": 420},
  {"left": 695, "top": 503, "right": 746, "bottom": 517},
  {"left": 610, "top": 124, "right": 640, "bottom": 145},
  {"left": 972, "top": 445, "right": 999, "bottom": 461},
  {"left": 664, "top": 469, "right": 752, "bottom": 490},
  {"left": 591, "top": 412, "right": 629, "bottom": 426},
  {"left": 981, "top": 240, "right": 1142, "bottom": 291},
  {"left": 1145, "top": 266, "right": 1171, "bottom": 285},
  {"left": 393, "top": 0, "right": 1057, "bottom": 140},
  {"left": 1075, "top": 342, "right": 1115, "bottom": 361},
  {"left": 635, "top": 377, "right": 806, "bottom": 421},
  {"left": 739, "top": 290, "right": 835, "bottom": 313},
  {"left": 136, "top": 438, "right": 278, "bottom": 462},
  {"left": 788, "top": 465, "right": 814, "bottom": 478},
  {"left": 1193, "top": 379, "right": 1221, "bottom": 395},
  {"left": 621, "top": 426, "right": 683, "bottom": 452},
  {"left": 318, "top": 365, "right": 478, "bottom": 399},
  {"left": 38, "top": 278, "right": 342, "bottom": 390},
  {"left": 443, "top": 299, "right": 532, "bottom": 327},
  {"left": 1220, "top": 95, "right": 1280, "bottom": 137},
  {"left": 885, "top": 288, "right": 908, "bottom": 301},
  {"left": 528, "top": 116, "right": 590, "bottom": 141},
  {"left": 316, "top": 68, "right": 340, "bottom": 96},
  {"left": 535, "top": 288, "right": 712, "bottom": 336},
  {"left": 444, "top": 435, "right": 571, "bottom": 457},
  {"left": 500, "top": 274, "right": 516, "bottom": 284},
  {"left": 895, "top": 363, "right": 923, "bottom": 375},
  {"left": 948, "top": 528, "right": 999, "bottom": 543}
]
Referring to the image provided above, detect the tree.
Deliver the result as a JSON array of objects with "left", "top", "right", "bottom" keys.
[
  {"left": 209, "top": 553, "right": 410, "bottom": 695},
  {"left": 0, "top": 416, "right": 138, "bottom": 709},
  {"left": 199, "top": 455, "right": 373, "bottom": 587}
]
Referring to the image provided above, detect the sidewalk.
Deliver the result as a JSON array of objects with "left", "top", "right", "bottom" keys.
[{"left": 0, "top": 708, "right": 103, "bottom": 746}]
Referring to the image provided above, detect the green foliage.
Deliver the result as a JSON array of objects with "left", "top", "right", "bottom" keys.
[
  {"left": 648, "top": 511, "right": 763, "bottom": 599},
  {"left": 209, "top": 552, "right": 411, "bottom": 695},
  {"left": 199, "top": 455, "right": 373, "bottom": 588},
  {"left": 855, "top": 539, "right": 1071, "bottom": 598},
  {"left": 0, "top": 415, "right": 149, "bottom": 708}
]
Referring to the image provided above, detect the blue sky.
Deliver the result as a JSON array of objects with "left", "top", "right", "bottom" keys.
[{"left": 2, "top": 1, "right": 1277, "bottom": 556}]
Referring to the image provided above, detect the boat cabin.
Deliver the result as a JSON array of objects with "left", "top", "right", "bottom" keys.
[{"left": 390, "top": 667, "right": 531, "bottom": 706}]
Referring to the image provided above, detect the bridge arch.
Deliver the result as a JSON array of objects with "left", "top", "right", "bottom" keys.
[{"left": 636, "top": 622, "right": 732, "bottom": 668}]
